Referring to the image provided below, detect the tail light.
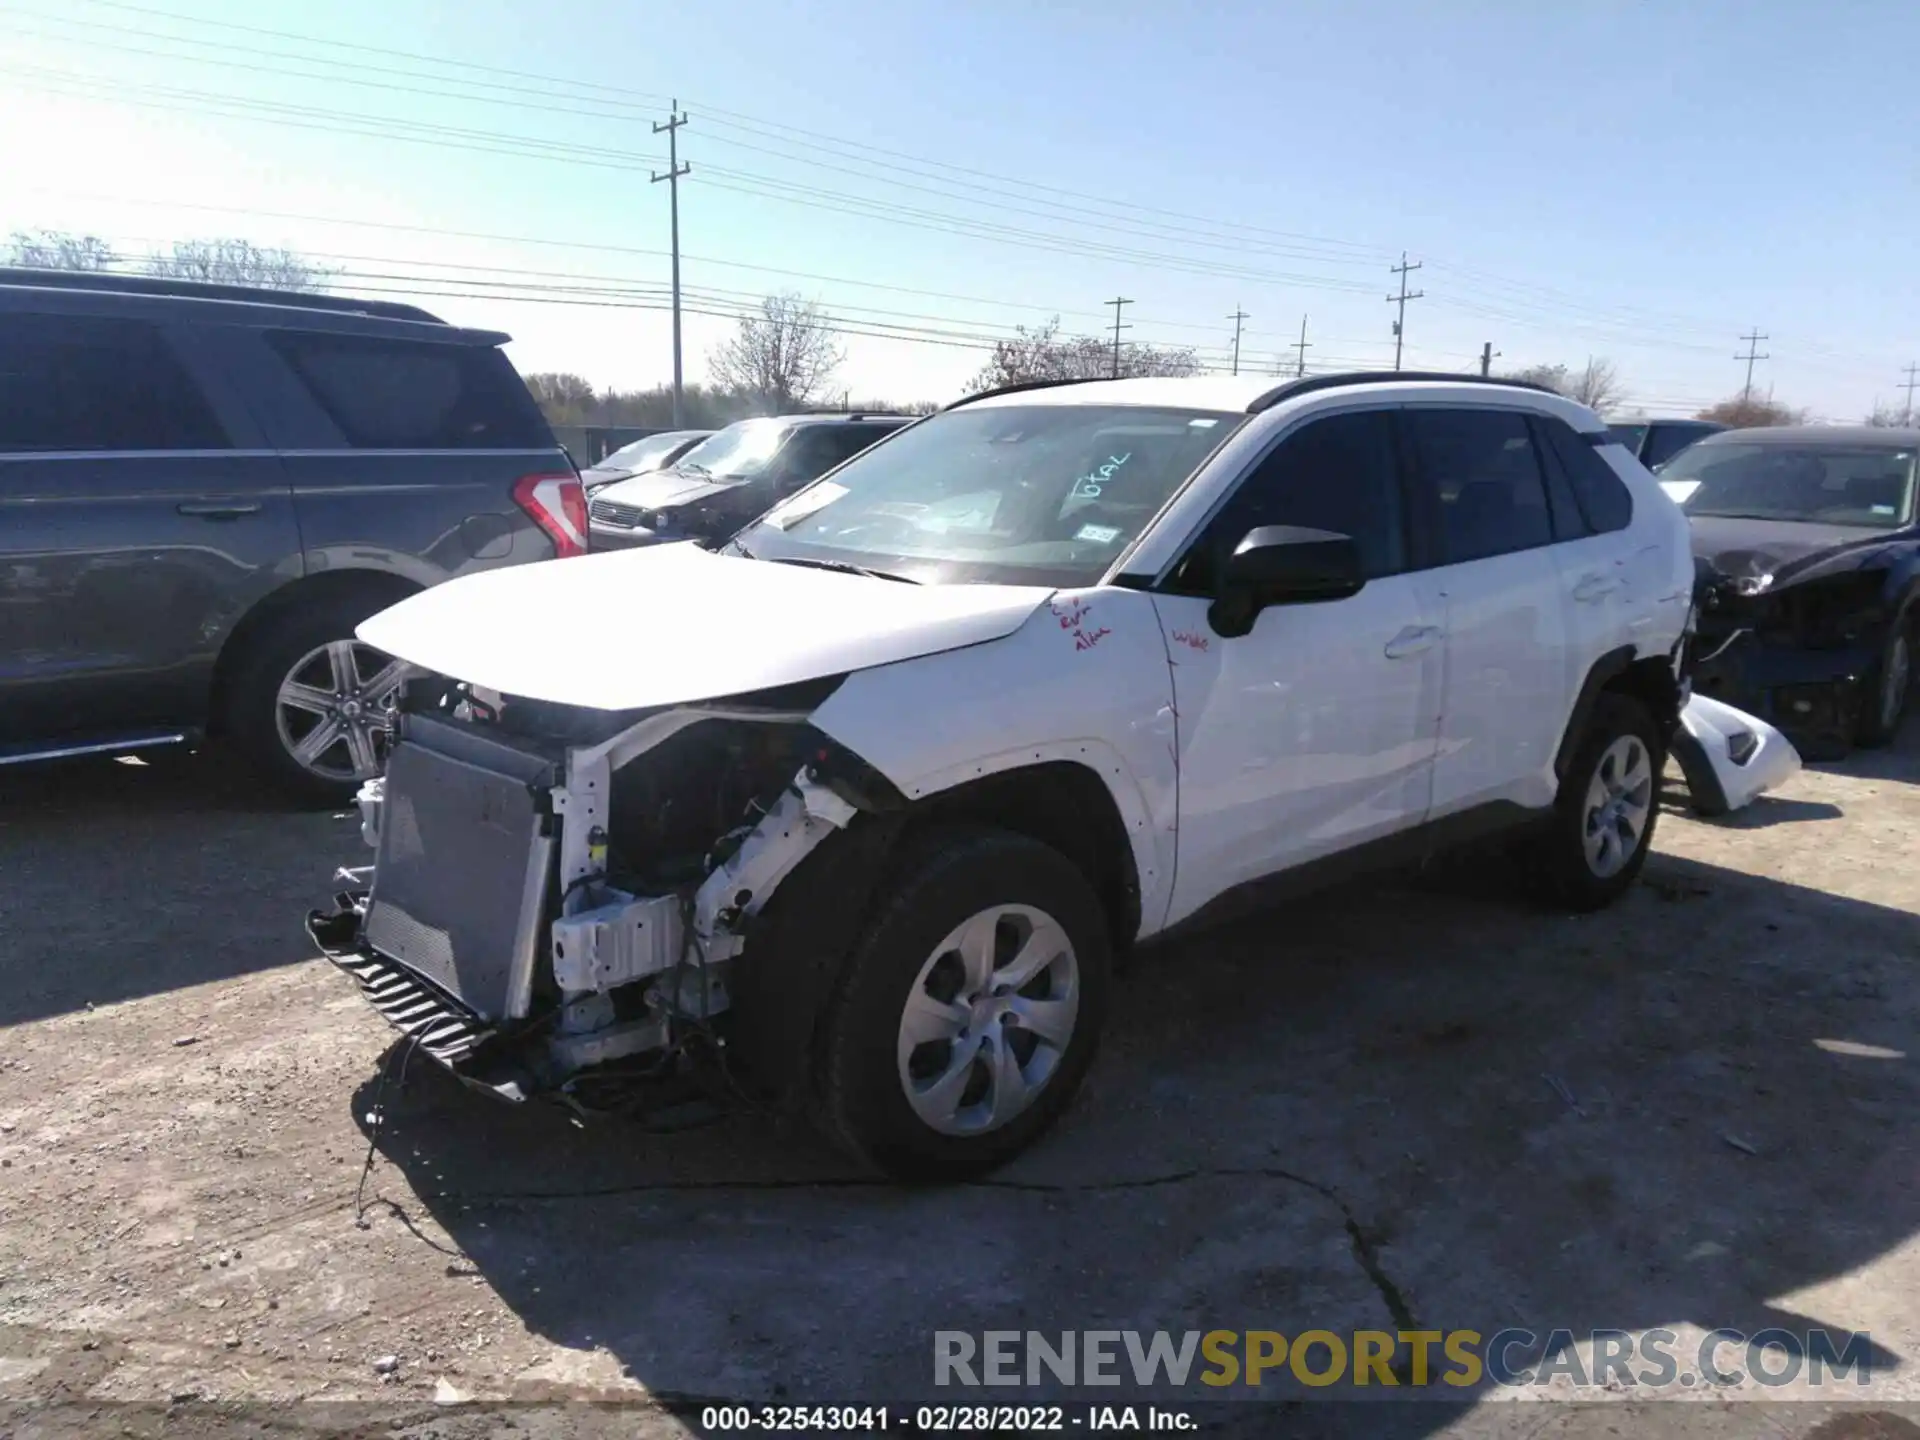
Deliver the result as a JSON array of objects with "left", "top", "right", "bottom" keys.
[{"left": 513, "top": 472, "right": 589, "bottom": 558}]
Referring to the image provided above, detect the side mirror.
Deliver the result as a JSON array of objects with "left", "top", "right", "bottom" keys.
[{"left": 1208, "top": 525, "right": 1365, "bottom": 638}]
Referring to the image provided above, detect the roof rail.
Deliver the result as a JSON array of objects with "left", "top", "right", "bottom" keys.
[
  {"left": 1247, "top": 370, "right": 1560, "bottom": 413},
  {"left": 0, "top": 267, "right": 447, "bottom": 325},
  {"left": 941, "top": 376, "right": 1107, "bottom": 411}
]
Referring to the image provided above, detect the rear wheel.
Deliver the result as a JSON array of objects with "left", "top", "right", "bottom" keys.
[
  {"left": 223, "top": 590, "right": 414, "bottom": 807},
  {"left": 814, "top": 828, "right": 1110, "bottom": 1182},
  {"left": 1855, "top": 618, "right": 1913, "bottom": 749},
  {"left": 1533, "top": 694, "right": 1664, "bottom": 911}
]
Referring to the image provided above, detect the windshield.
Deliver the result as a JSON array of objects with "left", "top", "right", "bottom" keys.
[
  {"left": 1669, "top": 443, "right": 1917, "bottom": 529},
  {"left": 596, "top": 432, "right": 699, "bottom": 472},
  {"left": 731, "top": 403, "right": 1239, "bottom": 586},
  {"left": 673, "top": 418, "right": 788, "bottom": 480}
]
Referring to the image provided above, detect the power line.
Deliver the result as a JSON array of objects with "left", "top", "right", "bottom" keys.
[
  {"left": 1227, "top": 307, "right": 1248, "bottom": 377},
  {"left": 650, "top": 100, "right": 691, "bottom": 426},
  {"left": 1736, "top": 328, "right": 1770, "bottom": 404},
  {"left": 1387, "top": 252, "right": 1424, "bottom": 371}
]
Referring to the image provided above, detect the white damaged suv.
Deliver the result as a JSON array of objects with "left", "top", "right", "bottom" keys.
[{"left": 311, "top": 372, "right": 1693, "bottom": 1180}]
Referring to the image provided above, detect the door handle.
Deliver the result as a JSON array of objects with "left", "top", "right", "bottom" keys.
[
  {"left": 1573, "top": 572, "right": 1620, "bottom": 603},
  {"left": 1384, "top": 624, "right": 1442, "bottom": 659},
  {"left": 176, "top": 501, "right": 261, "bottom": 519}
]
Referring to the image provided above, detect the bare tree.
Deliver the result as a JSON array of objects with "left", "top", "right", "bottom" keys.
[
  {"left": 1504, "top": 362, "right": 1570, "bottom": 394},
  {"left": 144, "top": 238, "right": 331, "bottom": 292},
  {"left": 1866, "top": 401, "right": 1914, "bottom": 428},
  {"left": 1503, "top": 358, "right": 1625, "bottom": 413},
  {"left": 8, "top": 229, "right": 115, "bottom": 271},
  {"left": 968, "top": 316, "right": 1200, "bottom": 390},
  {"left": 524, "top": 372, "right": 598, "bottom": 427},
  {"left": 1567, "top": 357, "right": 1624, "bottom": 413},
  {"left": 1697, "top": 396, "right": 1807, "bottom": 428},
  {"left": 707, "top": 293, "right": 845, "bottom": 412}
]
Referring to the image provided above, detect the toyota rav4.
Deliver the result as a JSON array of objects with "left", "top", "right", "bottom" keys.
[{"left": 311, "top": 372, "right": 1693, "bottom": 1180}]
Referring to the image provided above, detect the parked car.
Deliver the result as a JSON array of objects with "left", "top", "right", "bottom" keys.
[
  {"left": 586, "top": 412, "right": 912, "bottom": 549},
  {"left": 312, "top": 371, "right": 1692, "bottom": 1180},
  {"left": 1669, "top": 426, "right": 1918, "bottom": 756},
  {"left": 0, "top": 268, "right": 584, "bottom": 802},
  {"left": 578, "top": 429, "right": 711, "bottom": 496},
  {"left": 1609, "top": 418, "right": 1724, "bottom": 472}
]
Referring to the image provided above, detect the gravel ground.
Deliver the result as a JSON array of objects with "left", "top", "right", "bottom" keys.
[{"left": 0, "top": 725, "right": 1915, "bottom": 1439}]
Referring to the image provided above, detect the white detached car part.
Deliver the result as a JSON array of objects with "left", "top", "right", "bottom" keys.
[
  {"left": 1672, "top": 692, "right": 1802, "bottom": 815},
  {"left": 311, "top": 372, "right": 1696, "bottom": 1181}
]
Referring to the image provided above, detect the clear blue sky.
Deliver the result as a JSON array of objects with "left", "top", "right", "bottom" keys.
[{"left": 5, "top": 0, "right": 1916, "bottom": 418}]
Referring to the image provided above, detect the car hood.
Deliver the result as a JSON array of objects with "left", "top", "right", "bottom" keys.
[
  {"left": 591, "top": 469, "right": 755, "bottom": 511},
  {"left": 1687, "top": 514, "right": 1896, "bottom": 586},
  {"left": 357, "top": 542, "right": 1055, "bottom": 711},
  {"left": 579, "top": 464, "right": 636, "bottom": 488}
]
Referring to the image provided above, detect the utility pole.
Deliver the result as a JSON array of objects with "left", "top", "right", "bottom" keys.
[
  {"left": 1735, "top": 327, "right": 1769, "bottom": 406},
  {"left": 1901, "top": 363, "right": 1920, "bottom": 425},
  {"left": 1479, "top": 341, "right": 1500, "bottom": 377},
  {"left": 1386, "top": 252, "right": 1423, "bottom": 371},
  {"left": 1292, "top": 314, "right": 1312, "bottom": 377},
  {"left": 1227, "top": 307, "right": 1249, "bottom": 376},
  {"left": 1106, "top": 297, "right": 1132, "bottom": 379},
  {"left": 651, "top": 100, "right": 691, "bottom": 427}
]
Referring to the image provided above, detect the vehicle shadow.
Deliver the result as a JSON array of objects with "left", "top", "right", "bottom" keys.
[
  {"left": 354, "top": 837, "right": 1920, "bottom": 1422},
  {"left": 0, "top": 748, "right": 357, "bottom": 1028}
]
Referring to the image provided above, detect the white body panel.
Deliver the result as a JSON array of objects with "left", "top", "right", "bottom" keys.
[
  {"left": 1148, "top": 579, "right": 1444, "bottom": 927},
  {"left": 1426, "top": 548, "right": 1573, "bottom": 815},
  {"left": 357, "top": 542, "right": 1053, "bottom": 711},
  {"left": 1679, "top": 694, "right": 1802, "bottom": 812},
  {"left": 812, "top": 587, "right": 1182, "bottom": 937}
]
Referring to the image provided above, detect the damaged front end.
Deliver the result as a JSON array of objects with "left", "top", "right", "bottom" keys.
[
  {"left": 309, "top": 676, "right": 896, "bottom": 1104},
  {"left": 1688, "top": 559, "right": 1897, "bottom": 754}
]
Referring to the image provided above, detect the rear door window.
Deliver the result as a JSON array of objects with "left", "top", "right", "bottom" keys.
[
  {"left": 0, "top": 312, "right": 229, "bottom": 452},
  {"left": 1537, "top": 415, "right": 1634, "bottom": 533},
  {"left": 1403, "top": 408, "right": 1554, "bottom": 564},
  {"left": 266, "top": 331, "right": 551, "bottom": 449}
]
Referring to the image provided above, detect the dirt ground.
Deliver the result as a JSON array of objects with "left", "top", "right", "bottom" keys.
[{"left": 1, "top": 723, "right": 1916, "bottom": 1439}]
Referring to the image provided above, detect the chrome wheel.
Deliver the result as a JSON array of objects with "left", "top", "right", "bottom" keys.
[
  {"left": 896, "top": 903, "right": 1080, "bottom": 1137},
  {"left": 274, "top": 640, "right": 411, "bottom": 783},
  {"left": 1582, "top": 735, "right": 1655, "bottom": 879},
  {"left": 1881, "top": 632, "right": 1912, "bottom": 733}
]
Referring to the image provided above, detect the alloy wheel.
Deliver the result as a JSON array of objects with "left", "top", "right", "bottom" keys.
[{"left": 274, "top": 640, "right": 412, "bottom": 783}]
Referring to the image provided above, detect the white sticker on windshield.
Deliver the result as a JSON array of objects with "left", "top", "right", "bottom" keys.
[
  {"left": 764, "top": 481, "right": 847, "bottom": 529},
  {"left": 1188, "top": 418, "right": 1219, "bottom": 428},
  {"left": 1872, "top": 504, "right": 1897, "bottom": 515},
  {"left": 1074, "top": 523, "right": 1123, "bottom": 544}
]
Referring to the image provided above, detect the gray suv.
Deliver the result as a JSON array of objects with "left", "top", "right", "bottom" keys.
[{"left": 0, "top": 269, "right": 584, "bottom": 803}]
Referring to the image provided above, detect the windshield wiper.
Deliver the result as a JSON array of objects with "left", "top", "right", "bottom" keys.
[
  {"left": 675, "top": 461, "right": 711, "bottom": 476},
  {"left": 764, "top": 556, "right": 920, "bottom": 584}
]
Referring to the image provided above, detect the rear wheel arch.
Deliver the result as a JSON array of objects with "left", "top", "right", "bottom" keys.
[
  {"left": 208, "top": 569, "right": 419, "bottom": 733},
  {"left": 1555, "top": 645, "right": 1680, "bottom": 783}
]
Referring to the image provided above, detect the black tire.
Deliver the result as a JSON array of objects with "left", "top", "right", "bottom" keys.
[
  {"left": 1532, "top": 693, "right": 1666, "bottom": 912},
  {"left": 1855, "top": 615, "right": 1913, "bottom": 749},
  {"left": 813, "top": 826, "right": 1111, "bottom": 1182},
  {"left": 222, "top": 588, "right": 409, "bottom": 809}
]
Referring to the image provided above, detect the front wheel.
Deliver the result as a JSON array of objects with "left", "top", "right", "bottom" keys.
[
  {"left": 813, "top": 828, "right": 1111, "bottom": 1182},
  {"left": 1855, "top": 619, "right": 1913, "bottom": 749},
  {"left": 1532, "top": 694, "right": 1664, "bottom": 911}
]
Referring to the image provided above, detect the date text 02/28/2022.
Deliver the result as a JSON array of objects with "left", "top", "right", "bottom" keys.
[{"left": 699, "top": 1403, "right": 1196, "bottom": 1431}]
